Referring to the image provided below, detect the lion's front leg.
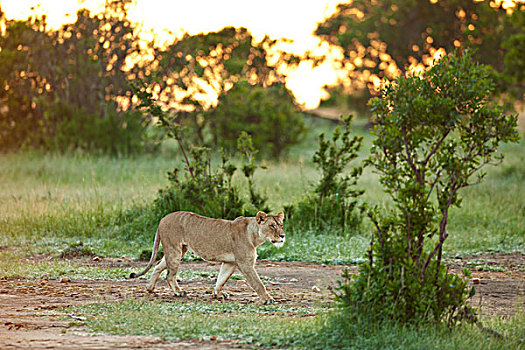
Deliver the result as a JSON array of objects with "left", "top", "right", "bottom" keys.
[{"left": 237, "top": 262, "right": 273, "bottom": 304}]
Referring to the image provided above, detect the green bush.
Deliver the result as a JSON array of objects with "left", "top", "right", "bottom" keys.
[
  {"left": 36, "top": 100, "right": 152, "bottom": 155},
  {"left": 208, "top": 81, "right": 306, "bottom": 158},
  {"left": 285, "top": 115, "right": 364, "bottom": 234},
  {"left": 337, "top": 51, "right": 519, "bottom": 323},
  {"left": 154, "top": 146, "right": 247, "bottom": 220},
  {"left": 116, "top": 144, "right": 260, "bottom": 241}
]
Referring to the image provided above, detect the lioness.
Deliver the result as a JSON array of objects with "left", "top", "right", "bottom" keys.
[{"left": 129, "top": 211, "right": 285, "bottom": 304}]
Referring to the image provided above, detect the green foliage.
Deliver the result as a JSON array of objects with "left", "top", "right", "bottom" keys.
[
  {"left": 501, "top": 7, "right": 525, "bottom": 100},
  {"left": 317, "top": 0, "right": 506, "bottom": 68},
  {"left": 338, "top": 51, "right": 520, "bottom": 323},
  {"left": 208, "top": 81, "right": 306, "bottom": 158},
  {"left": 133, "top": 27, "right": 305, "bottom": 159},
  {"left": 0, "top": 9, "right": 303, "bottom": 154},
  {"left": 0, "top": 1, "right": 152, "bottom": 154},
  {"left": 39, "top": 100, "right": 151, "bottom": 154},
  {"left": 154, "top": 146, "right": 247, "bottom": 220},
  {"left": 285, "top": 115, "right": 364, "bottom": 234},
  {"left": 237, "top": 131, "right": 270, "bottom": 212},
  {"left": 320, "top": 86, "right": 373, "bottom": 118},
  {"left": 59, "top": 241, "right": 96, "bottom": 259}
]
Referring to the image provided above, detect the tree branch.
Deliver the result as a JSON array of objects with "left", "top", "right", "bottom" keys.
[
  {"left": 421, "top": 180, "right": 459, "bottom": 280},
  {"left": 402, "top": 125, "right": 423, "bottom": 184},
  {"left": 367, "top": 211, "right": 385, "bottom": 251},
  {"left": 175, "top": 137, "right": 194, "bottom": 179},
  {"left": 421, "top": 232, "right": 448, "bottom": 280},
  {"left": 426, "top": 169, "right": 442, "bottom": 202},
  {"left": 422, "top": 130, "right": 450, "bottom": 167}
]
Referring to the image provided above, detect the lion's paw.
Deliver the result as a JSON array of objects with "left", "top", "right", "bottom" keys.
[
  {"left": 263, "top": 298, "right": 275, "bottom": 305},
  {"left": 212, "top": 292, "right": 229, "bottom": 300}
]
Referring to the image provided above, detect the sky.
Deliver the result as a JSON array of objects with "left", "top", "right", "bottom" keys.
[{"left": 1, "top": 0, "right": 352, "bottom": 109}]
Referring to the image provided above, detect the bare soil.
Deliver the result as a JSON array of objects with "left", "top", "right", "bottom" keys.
[{"left": 1, "top": 254, "right": 523, "bottom": 349}]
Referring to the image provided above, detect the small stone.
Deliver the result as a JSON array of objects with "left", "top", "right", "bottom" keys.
[
  {"left": 92, "top": 256, "right": 100, "bottom": 262},
  {"left": 235, "top": 280, "right": 248, "bottom": 286},
  {"left": 40, "top": 273, "right": 51, "bottom": 279},
  {"left": 60, "top": 277, "right": 71, "bottom": 283},
  {"left": 472, "top": 278, "right": 481, "bottom": 285},
  {"left": 210, "top": 336, "right": 217, "bottom": 341},
  {"left": 312, "top": 285, "right": 321, "bottom": 293}
]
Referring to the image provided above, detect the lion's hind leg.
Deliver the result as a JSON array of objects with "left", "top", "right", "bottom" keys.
[
  {"left": 213, "top": 262, "right": 236, "bottom": 299},
  {"left": 146, "top": 257, "right": 166, "bottom": 293},
  {"left": 165, "top": 245, "right": 188, "bottom": 297}
]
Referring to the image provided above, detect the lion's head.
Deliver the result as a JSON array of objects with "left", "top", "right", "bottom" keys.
[{"left": 256, "top": 211, "right": 285, "bottom": 248}]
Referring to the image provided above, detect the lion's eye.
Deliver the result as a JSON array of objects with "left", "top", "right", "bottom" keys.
[{"left": 270, "top": 224, "right": 276, "bottom": 229}]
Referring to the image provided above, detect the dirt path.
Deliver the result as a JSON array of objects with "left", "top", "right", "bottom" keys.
[{"left": 0, "top": 254, "right": 523, "bottom": 349}]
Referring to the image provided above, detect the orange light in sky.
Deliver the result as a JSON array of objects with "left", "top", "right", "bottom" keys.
[{"left": 1, "top": 0, "right": 351, "bottom": 109}]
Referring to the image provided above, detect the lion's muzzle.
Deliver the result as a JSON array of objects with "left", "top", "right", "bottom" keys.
[{"left": 272, "top": 235, "right": 286, "bottom": 248}]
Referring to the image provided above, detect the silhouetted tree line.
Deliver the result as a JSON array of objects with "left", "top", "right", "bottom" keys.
[
  {"left": 0, "top": 0, "right": 304, "bottom": 156},
  {"left": 142, "top": 25, "right": 304, "bottom": 158},
  {"left": 1, "top": 0, "right": 523, "bottom": 154}
]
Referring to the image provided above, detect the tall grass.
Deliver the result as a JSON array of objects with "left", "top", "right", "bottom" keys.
[{"left": 1, "top": 119, "right": 523, "bottom": 259}]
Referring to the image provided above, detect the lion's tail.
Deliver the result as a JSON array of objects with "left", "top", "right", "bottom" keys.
[{"left": 129, "top": 227, "right": 161, "bottom": 279}]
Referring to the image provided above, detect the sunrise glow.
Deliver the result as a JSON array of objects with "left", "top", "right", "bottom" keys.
[
  {"left": 1, "top": 0, "right": 351, "bottom": 109},
  {"left": 2, "top": 0, "right": 524, "bottom": 109}
]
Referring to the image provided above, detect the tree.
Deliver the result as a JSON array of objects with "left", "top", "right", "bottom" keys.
[
  {"left": 0, "top": 11, "right": 53, "bottom": 150},
  {"left": 501, "top": 6, "right": 525, "bottom": 100},
  {"left": 315, "top": 0, "right": 518, "bottom": 110},
  {"left": 336, "top": 51, "right": 519, "bottom": 323},
  {"left": 145, "top": 27, "right": 301, "bottom": 145},
  {"left": 0, "top": 0, "right": 151, "bottom": 154},
  {"left": 207, "top": 81, "right": 305, "bottom": 158},
  {"left": 131, "top": 86, "right": 268, "bottom": 229}
]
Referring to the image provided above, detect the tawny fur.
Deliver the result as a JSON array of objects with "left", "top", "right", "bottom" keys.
[{"left": 129, "top": 211, "right": 285, "bottom": 303}]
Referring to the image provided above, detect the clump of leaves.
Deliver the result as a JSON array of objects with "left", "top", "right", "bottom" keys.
[
  {"left": 208, "top": 81, "right": 306, "bottom": 158},
  {"left": 59, "top": 241, "right": 95, "bottom": 259},
  {"left": 137, "top": 249, "right": 164, "bottom": 262},
  {"left": 154, "top": 145, "right": 246, "bottom": 219},
  {"left": 337, "top": 51, "right": 520, "bottom": 324},
  {"left": 285, "top": 115, "right": 364, "bottom": 234}
]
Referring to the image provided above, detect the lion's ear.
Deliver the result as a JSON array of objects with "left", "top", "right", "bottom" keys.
[
  {"left": 256, "top": 211, "right": 267, "bottom": 224},
  {"left": 277, "top": 212, "right": 284, "bottom": 221}
]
